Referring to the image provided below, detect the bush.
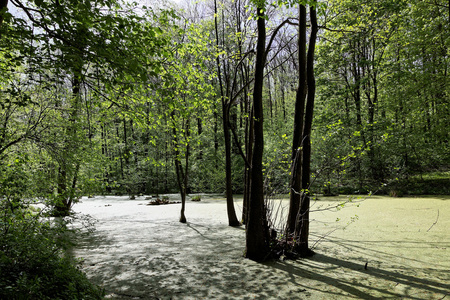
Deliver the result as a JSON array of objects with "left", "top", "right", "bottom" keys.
[
  {"left": 0, "top": 206, "right": 104, "bottom": 300},
  {"left": 191, "top": 195, "right": 201, "bottom": 202},
  {"left": 0, "top": 159, "right": 103, "bottom": 300}
]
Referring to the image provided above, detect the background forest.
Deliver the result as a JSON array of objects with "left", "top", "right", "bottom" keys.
[
  {"left": 0, "top": 0, "right": 449, "bottom": 298},
  {"left": 1, "top": 0, "right": 449, "bottom": 203}
]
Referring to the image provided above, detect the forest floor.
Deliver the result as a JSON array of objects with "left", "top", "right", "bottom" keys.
[{"left": 72, "top": 194, "right": 450, "bottom": 299}]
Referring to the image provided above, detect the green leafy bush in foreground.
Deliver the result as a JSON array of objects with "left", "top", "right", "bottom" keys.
[
  {"left": 0, "top": 160, "right": 103, "bottom": 300},
  {"left": 0, "top": 206, "right": 104, "bottom": 300}
]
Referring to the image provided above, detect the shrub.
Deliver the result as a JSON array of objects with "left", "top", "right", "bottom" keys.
[
  {"left": 0, "top": 206, "right": 104, "bottom": 300},
  {"left": 191, "top": 195, "right": 201, "bottom": 202},
  {"left": 0, "top": 160, "right": 103, "bottom": 300}
]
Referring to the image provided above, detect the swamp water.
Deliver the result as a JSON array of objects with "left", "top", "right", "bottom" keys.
[{"left": 72, "top": 195, "right": 450, "bottom": 299}]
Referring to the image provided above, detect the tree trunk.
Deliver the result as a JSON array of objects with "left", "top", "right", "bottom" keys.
[
  {"left": 296, "top": 4, "right": 317, "bottom": 257},
  {"left": 174, "top": 154, "right": 187, "bottom": 223},
  {"left": 223, "top": 106, "right": 241, "bottom": 226},
  {"left": 242, "top": 107, "right": 253, "bottom": 225},
  {"left": 245, "top": 6, "right": 269, "bottom": 262},
  {"left": 172, "top": 112, "right": 188, "bottom": 223},
  {"left": 286, "top": 3, "right": 317, "bottom": 257},
  {"left": 54, "top": 71, "right": 82, "bottom": 216},
  {"left": 214, "top": 0, "right": 240, "bottom": 227},
  {"left": 197, "top": 118, "right": 203, "bottom": 160},
  {"left": 350, "top": 42, "right": 365, "bottom": 190},
  {"left": 286, "top": 4, "right": 307, "bottom": 235},
  {"left": 241, "top": 54, "right": 252, "bottom": 225},
  {"left": 0, "top": 0, "right": 7, "bottom": 38}
]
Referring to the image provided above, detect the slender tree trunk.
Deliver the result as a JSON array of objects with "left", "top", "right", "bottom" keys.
[
  {"left": 214, "top": 0, "right": 240, "bottom": 226},
  {"left": 174, "top": 154, "right": 187, "bottom": 223},
  {"left": 223, "top": 107, "right": 241, "bottom": 226},
  {"left": 241, "top": 62, "right": 252, "bottom": 224},
  {"left": 296, "top": 5, "right": 318, "bottom": 257},
  {"left": 171, "top": 112, "right": 188, "bottom": 223},
  {"left": 55, "top": 68, "right": 82, "bottom": 216},
  {"left": 55, "top": 105, "right": 80, "bottom": 213},
  {"left": 350, "top": 43, "right": 365, "bottom": 189},
  {"left": 0, "top": 0, "right": 7, "bottom": 39},
  {"left": 197, "top": 118, "right": 203, "bottom": 160},
  {"left": 245, "top": 6, "right": 269, "bottom": 262},
  {"left": 242, "top": 106, "right": 253, "bottom": 224},
  {"left": 286, "top": 4, "right": 307, "bottom": 235},
  {"left": 286, "top": 3, "right": 317, "bottom": 257}
]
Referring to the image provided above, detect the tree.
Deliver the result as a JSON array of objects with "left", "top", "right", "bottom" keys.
[
  {"left": 213, "top": 0, "right": 250, "bottom": 226},
  {"left": 1, "top": 0, "right": 177, "bottom": 214},
  {"left": 312, "top": 0, "right": 448, "bottom": 194},
  {"left": 145, "top": 19, "right": 217, "bottom": 222},
  {"left": 0, "top": 0, "right": 7, "bottom": 36},
  {"left": 245, "top": 3, "right": 270, "bottom": 261},
  {"left": 53, "top": 20, "right": 88, "bottom": 216},
  {"left": 285, "top": 1, "right": 317, "bottom": 257}
]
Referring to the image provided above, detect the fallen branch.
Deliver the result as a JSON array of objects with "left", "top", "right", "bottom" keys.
[{"left": 426, "top": 209, "right": 439, "bottom": 232}]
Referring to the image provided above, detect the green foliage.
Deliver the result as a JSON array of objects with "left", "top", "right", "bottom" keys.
[
  {"left": 1, "top": 0, "right": 448, "bottom": 223},
  {"left": 0, "top": 159, "right": 103, "bottom": 299},
  {"left": 0, "top": 212, "right": 104, "bottom": 299},
  {"left": 0, "top": 210, "right": 104, "bottom": 299},
  {"left": 263, "top": 130, "right": 292, "bottom": 195},
  {"left": 387, "top": 171, "right": 450, "bottom": 196},
  {"left": 0, "top": 155, "right": 30, "bottom": 206},
  {"left": 191, "top": 195, "right": 201, "bottom": 201},
  {"left": 312, "top": 0, "right": 449, "bottom": 193}
]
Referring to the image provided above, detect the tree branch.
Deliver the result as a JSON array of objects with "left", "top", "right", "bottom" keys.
[{"left": 264, "top": 17, "right": 297, "bottom": 63}]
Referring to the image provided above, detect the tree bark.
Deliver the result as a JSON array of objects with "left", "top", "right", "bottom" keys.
[
  {"left": 0, "top": 0, "right": 7, "bottom": 38},
  {"left": 296, "top": 4, "right": 318, "bottom": 257},
  {"left": 286, "top": 4, "right": 307, "bottom": 235},
  {"left": 242, "top": 106, "right": 253, "bottom": 225},
  {"left": 286, "top": 3, "right": 317, "bottom": 257},
  {"left": 245, "top": 6, "right": 269, "bottom": 262},
  {"left": 54, "top": 62, "right": 83, "bottom": 216},
  {"left": 214, "top": 0, "right": 240, "bottom": 226},
  {"left": 172, "top": 112, "right": 188, "bottom": 223},
  {"left": 223, "top": 106, "right": 241, "bottom": 226}
]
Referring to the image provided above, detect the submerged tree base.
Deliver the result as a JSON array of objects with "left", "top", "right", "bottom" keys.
[
  {"left": 229, "top": 220, "right": 242, "bottom": 227},
  {"left": 268, "top": 232, "right": 316, "bottom": 261},
  {"left": 50, "top": 206, "right": 72, "bottom": 218},
  {"left": 297, "top": 247, "right": 315, "bottom": 258}
]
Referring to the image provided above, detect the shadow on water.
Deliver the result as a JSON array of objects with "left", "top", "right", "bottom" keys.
[
  {"left": 265, "top": 233, "right": 450, "bottom": 300},
  {"left": 74, "top": 221, "right": 449, "bottom": 299},
  {"left": 71, "top": 197, "right": 450, "bottom": 299},
  {"left": 313, "top": 234, "right": 450, "bottom": 266},
  {"left": 269, "top": 252, "right": 449, "bottom": 299}
]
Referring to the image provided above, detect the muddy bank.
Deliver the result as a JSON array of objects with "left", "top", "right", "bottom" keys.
[{"left": 72, "top": 195, "right": 450, "bottom": 299}]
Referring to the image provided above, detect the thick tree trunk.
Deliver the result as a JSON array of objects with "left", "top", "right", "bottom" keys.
[{"left": 245, "top": 6, "right": 269, "bottom": 262}]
